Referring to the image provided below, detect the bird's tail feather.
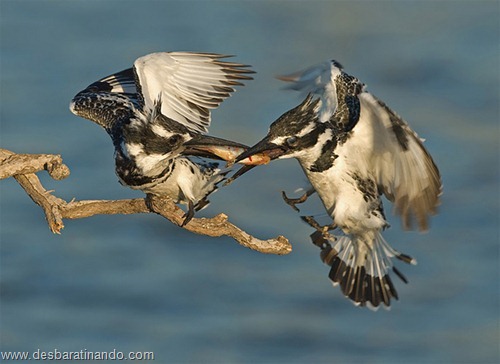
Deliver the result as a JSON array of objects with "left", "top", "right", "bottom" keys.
[{"left": 319, "top": 231, "right": 416, "bottom": 310}]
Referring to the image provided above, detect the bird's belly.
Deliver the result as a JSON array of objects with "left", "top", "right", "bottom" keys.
[
  {"left": 150, "top": 158, "right": 223, "bottom": 205},
  {"left": 306, "top": 169, "right": 386, "bottom": 234},
  {"left": 141, "top": 179, "right": 182, "bottom": 199},
  {"left": 306, "top": 172, "right": 338, "bottom": 214}
]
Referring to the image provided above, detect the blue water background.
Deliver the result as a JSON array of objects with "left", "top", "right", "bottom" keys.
[{"left": 1, "top": 1, "right": 498, "bottom": 363}]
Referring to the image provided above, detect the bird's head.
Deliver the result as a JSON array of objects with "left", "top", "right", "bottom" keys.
[{"left": 235, "top": 94, "right": 327, "bottom": 165}]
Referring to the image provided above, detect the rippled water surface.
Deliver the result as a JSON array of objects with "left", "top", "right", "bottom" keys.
[{"left": 1, "top": 1, "right": 498, "bottom": 363}]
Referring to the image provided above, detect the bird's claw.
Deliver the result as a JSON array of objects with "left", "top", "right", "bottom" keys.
[
  {"left": 301, "top": 215, "right": 337, "bottom": 240},
  {"left": 181, "top": 200, "right": 196, "bottom": 226},
  {"left": 282, "top": 191, "right": 306, "bottom": 212},
  {"left": 281, "top": 188, "right": 315, "bottom": 212}
]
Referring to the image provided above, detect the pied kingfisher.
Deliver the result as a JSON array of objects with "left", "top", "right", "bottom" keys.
[
  {"left": 70, "top": 51, "right": 265, "bottom": 225},
  {"left": 235, "top": 60, "right": 442, "bottom": 309}
]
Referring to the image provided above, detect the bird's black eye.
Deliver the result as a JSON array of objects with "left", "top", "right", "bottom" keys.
[
  {"left": 286, "top": 136, "right": 298, "bottom": 147},
  {"left": 168, "top": 135, "right": 182, "bottom": 146}
]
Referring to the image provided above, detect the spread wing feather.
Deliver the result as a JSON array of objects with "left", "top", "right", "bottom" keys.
[
  {"left": 360, "top": 93, "right": 442, "bottom": 231},
  {"left": 133, "top": 52, "right": 254, "bottom": 133}
]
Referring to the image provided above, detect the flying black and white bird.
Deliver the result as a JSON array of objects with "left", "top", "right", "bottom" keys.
[
  {"left": 235, "top": 60, "right": 442, "bottom": 309},
  {"left": 70, "top": 51, "right": 264, "bottom": 224}
]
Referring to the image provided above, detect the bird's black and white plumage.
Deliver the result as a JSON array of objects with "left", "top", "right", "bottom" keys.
[
  {"left": 235, "top": 60, "right": 442, "bottom": 309},
  {"left": 70, "top": 52, "right": 258, "bottom": 224}
]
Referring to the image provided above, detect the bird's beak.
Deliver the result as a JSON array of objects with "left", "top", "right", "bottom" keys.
[
  {"left": 234, "top": 136, "right": 285, "bottom": 165},
  {"left": 182, "top": 135, "right": 271, "bottom": 166},
  {"left": 183, "top": 134, "right": 246, "bottom": 161},
  {"left": 223, "top": 136, "right": 285, "bottom": 186}
]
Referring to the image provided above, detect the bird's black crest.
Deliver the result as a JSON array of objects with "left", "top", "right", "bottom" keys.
[{"left": 331, "top": 60, "right": 343, "bottom": 69}]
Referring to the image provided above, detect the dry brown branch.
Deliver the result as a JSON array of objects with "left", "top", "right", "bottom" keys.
[
  {"left": 0, "top": 148, "right": 291, "bottom": 255},
  {"left": 0, "top": 148, "right": 70, "bottom": 180}
]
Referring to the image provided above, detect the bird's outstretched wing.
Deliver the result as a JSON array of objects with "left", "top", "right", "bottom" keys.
[
  {"left": 359, "top": 92, "right": 442, "bottom": 231},
  {"left": 133, "top": 52, "right": 254, "bottom": 134}
]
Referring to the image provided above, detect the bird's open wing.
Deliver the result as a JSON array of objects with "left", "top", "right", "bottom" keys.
[
  {"left": 359, "top": 92, "right": 442, "bottom": 231},
  {"left": 133, "top": 52, "right": 254, "bottom": 134}
]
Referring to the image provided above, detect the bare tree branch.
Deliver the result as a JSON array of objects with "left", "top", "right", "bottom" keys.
[
  {"left": 0, "top": 148, "right": 70, "bottom": 180},
  {"left": 0, "top": 148, "right": 292, "bottom": 255}
]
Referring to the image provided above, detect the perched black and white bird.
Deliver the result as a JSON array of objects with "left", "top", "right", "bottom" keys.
[
  {"left": 70, "top": 51, "right": 264, "bottom": 224},
  {"left": 235, "top": 60, "right": 442, "bottom": 309}
]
